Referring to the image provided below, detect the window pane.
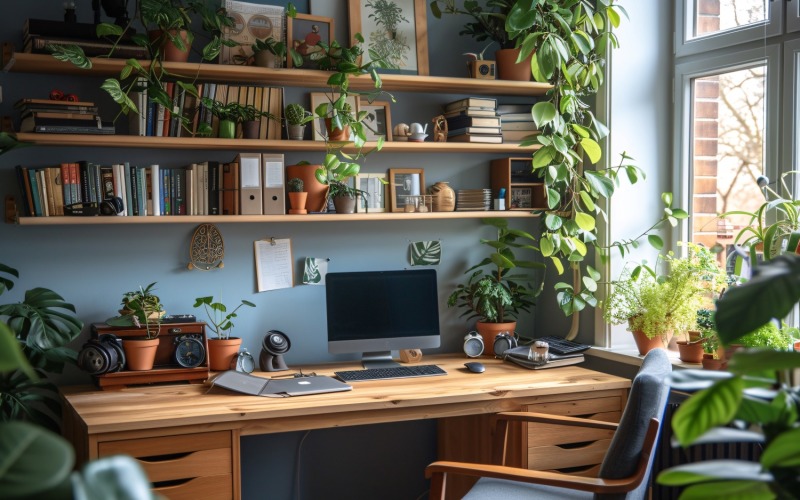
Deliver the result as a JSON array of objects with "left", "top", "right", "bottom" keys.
[
  {"left": 694, "top": 0, "right": 767, "bottom": 39},
  {"left": 690, "top": 66, "right": 766, "bottom": 266}
]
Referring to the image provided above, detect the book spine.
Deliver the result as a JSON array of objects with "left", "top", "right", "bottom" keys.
[
  {"left": 122, "top": 162, "right": 132, "bottom": 216},
  {"left": 149, "top": 165, "right": 161, "bottom": 216},
  {"left": 28, "top": 169, "right": 41, "bottom": 216},
  {"left": 208, "top": 161, "right": 219, "bottom": 215},
  {"left": 37, "top": 170, "right": 49, "bottom": 217},
  {"left": 51, "top": 167, "right": 65, "bottom": 216},
  {"left": 78, "top": 161, "right": 90, "bottom": 203},
  {"left": 16, "top": 166, "right": 33, "bottom": 217}
]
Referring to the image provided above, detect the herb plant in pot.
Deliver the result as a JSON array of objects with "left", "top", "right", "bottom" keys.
[
  {"left": 251, "top": 35, "right": 293, "bottom": 68},
  {"left": 108, "top": 282, "right": 164, "bottom": 371},
  {"left": 284, "top": 103, "right": 313, "bottom": 141},
  {"left": 448, "top": 218, "right": 543, "bottom": 355},
  {"left": 199, "top": 99, "right": 273, "bottom": 139},
  {"left": 193, "top": 295, "right": 255, "bottom": 370},
  {"left": 678, "top": 307, "right": 713, "bottom": 364},
  {"left": 315, "top": 153, "right": 365, "bottom": 214},
  {"left": 287, "top": 177, "right": 307, "bottom": 214}
]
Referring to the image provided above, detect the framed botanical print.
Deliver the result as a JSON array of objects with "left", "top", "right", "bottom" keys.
[
  {"left": 287, "top": 13, "right": 334, "bottom": 69},
  {"left": 348, "top": 0, "right": 429, "bottom": 75},
  {"left": 355, "top": 173, "right": 388, "bottom": 212}
]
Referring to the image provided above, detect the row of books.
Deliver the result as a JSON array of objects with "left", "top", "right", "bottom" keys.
[
  {"left": 442, "top": 97, "right": 539, "bottom": 143},
  {"left": 129, "top": 80, "right": 284, "bottom": 140},
  {"left": 15, "top": 154, "right": 288, "bottom": 218},
  {"left": 15, "top": 98, "right": 114, "bottom": 135},
  {"left": 23, "top": 17, "right": 146, "bottom": 59}
]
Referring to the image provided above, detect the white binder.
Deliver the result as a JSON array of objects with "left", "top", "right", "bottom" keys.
[
  {"left": 237, "top": 153, "right": 262, "bottom": 215},
  {"left": 261, "top": 153, "right": 285, "bottom": 215}
]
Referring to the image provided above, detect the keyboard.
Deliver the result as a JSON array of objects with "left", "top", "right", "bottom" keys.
[
  {"left": 335, "top": 364, "right": 447, "bottom": 382},
  {"left": 535, "top": 336, "right": 592, "bottom": 355}
]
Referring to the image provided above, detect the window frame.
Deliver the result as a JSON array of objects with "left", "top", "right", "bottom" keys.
[{"left": 675, "top": 0, "right": 782, "bottom": 57}]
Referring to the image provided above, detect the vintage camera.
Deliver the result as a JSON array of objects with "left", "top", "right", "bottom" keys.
[{"left": 467, "top": 60, "right": 496, "bottom": 80}]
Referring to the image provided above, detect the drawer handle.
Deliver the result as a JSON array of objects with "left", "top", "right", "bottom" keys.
[{"left": 138, "top": 452, "right": 191, "bottom": 463}]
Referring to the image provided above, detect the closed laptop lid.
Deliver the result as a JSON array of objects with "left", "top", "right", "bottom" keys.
[{"left": 265, "top": 376, "right": 352, "bottom": 396}]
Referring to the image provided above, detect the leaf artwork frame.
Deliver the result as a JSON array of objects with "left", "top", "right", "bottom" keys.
[
  {"left": 359, "top": 99, "right": 393, "bottom": 141},
  {"left": 410, "top": 240, "right": 442, "bottom": 266},
  {"left": 303, "top": 257, "right": 328, "bottom": 285}
]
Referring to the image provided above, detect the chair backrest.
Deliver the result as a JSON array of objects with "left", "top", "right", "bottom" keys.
[{"left": 596, "top": 348, "right": 672, "bottom": 500}]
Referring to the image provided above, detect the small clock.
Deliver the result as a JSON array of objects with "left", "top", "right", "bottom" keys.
[{"left": 174, "top": 335, "right": 206, "bottom": 368}]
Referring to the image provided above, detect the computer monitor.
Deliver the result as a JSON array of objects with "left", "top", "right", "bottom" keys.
[{"left": 325, "top": 269, "right": 441, "bottom": 369}]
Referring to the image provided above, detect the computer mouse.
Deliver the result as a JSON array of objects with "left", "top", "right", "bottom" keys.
[{"left": 464, "top": 362, "right": 485, "bottom": 373}]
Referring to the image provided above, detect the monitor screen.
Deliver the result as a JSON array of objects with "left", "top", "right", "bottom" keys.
[{"left": 326, "top": 269, "right": 440, "bottom": 368}]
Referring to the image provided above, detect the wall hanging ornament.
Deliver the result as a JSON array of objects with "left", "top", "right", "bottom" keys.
[{"left": 188, "top": 223, "right": 225, "bottom": 270}]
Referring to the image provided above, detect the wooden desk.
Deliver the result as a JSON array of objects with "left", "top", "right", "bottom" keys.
[{"left": 61, "top": 354, "right": 630, "bottom": 499}]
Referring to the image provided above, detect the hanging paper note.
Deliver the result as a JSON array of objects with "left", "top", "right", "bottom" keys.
[
  {"left": 303, "top": 257, "right": 329, "bottom": 285},
  {"left": 410, "top": 241, "right": 442, "bottom": 266},
  {"left": 254, "top": 238, "right": 294, "bottom": 292}
]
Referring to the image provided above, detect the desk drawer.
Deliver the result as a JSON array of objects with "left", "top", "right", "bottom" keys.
[
  {"left": 153, "top": 474, "right": 233, "bottom": 500},
  {"left": 98, "top": 431, "right": 233, "bottom": 487}
]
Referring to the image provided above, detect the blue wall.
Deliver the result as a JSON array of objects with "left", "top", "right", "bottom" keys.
[{"left": 0, "top": 2, "right": 567, "bottom": 498}]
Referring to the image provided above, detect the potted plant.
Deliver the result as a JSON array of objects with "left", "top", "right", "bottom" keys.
[
  {"left": 284, "top": 103, "right": 313, "bottom": 141},
  {"left": 286, "top": 161, "right": 329, "bottom": 213},
  {"left": 193, "top": 295, "right": 255, "bottom": 370},
  {"left": 109, "top": 282, "right": 164, "bottom": 371},
  {"left": 199, "top": 98, "right": 274, "bottom": 139},
  {"left": 315, "top": 153, "right": 366, "bottom": 214},
  {"left": 678, "top": 308, "right": 713, "bottom": 364},
  {"left": 447, "top": 218, "right": 543, "bottom": 355},
  {"left": 251, "top": 35, "right": 296, "bottom": 68},
  {"left": 287, "top": 177, "right": 307, "bottom": 215},
  {"left": 0, "top": 263, "right": 83, "bottom": 431},
  {"left": 604, "top": 243, "right": 727, "bottom": 356},
  {"left": 430, "top": 0, "right": 531, "bottom": 81}
]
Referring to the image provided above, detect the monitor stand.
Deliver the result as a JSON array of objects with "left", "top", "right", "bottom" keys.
[{"left": 362, "top": 351, "right": 400, "bottom": 369}]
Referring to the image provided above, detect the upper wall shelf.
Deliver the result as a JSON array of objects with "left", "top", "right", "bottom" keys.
[
  {"left": 2, "top": 49, "right": 552, "bottom": 97},
  {"left": 13, "top": 133, "right": 540, "bottom": 153}
]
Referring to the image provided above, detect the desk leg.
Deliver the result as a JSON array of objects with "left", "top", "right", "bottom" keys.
[{"left": 232, "top": 429, "right": 241, "bottom": 500}]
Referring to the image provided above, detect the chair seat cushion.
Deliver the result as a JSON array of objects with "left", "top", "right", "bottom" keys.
[{"left": 463, "top": 477, "right": 594, "bottom": 500}]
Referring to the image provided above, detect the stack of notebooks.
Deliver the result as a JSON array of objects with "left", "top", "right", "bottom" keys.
[
  {"left": 497, "top": 103, "right": 539, "bottom": 143},
  {"left": 442, "top": 97, "right": 502, "bottom": 143},
  {"left": 23, "top": 18, "right": 145, "bottom": 58},
  {"left": 15, "top": 98, "right": 114, "bottom": 135},
  {"left": 456, "top": 189, "right": 492, "bottom": 211}
]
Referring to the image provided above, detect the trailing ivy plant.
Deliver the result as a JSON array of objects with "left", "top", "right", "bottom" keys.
[{"left": 504, "top": 0, "right": 686, "bottom": 316}]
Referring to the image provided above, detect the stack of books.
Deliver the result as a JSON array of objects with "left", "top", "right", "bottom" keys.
[
  {"left": 23, "top": 18, "right": 145, "bottom": 58},
  {"left": 497, "top": 103, "right": 539, "bottom": 143},
  {"left": 442, "top": 97, "right": 502, "bottom": 144},
  {"left": 15, "top": 98, "right": 114, "bottom": 135}
]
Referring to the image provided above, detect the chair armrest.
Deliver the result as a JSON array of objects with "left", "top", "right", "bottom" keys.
[
  {"left": 425, "top": 461, "right": 640, "bottom": 499},
  {"left": 494, "top": 411, "right": 620, "bottom": 431}
]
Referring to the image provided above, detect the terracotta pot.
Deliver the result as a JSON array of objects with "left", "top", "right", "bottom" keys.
[
  {"left": 254, "top": 50, "right": 275, "bottom": 68},
  {"left": 218, "top": 119, "right": 236, "bottom": 139},
  {"left": 495, "top": 48, "right": 533, "bottom": 81},
  {"left": 325, "top": 118, "right": 350, "bottom": 141},
  {"left": 475, "top": 321, "right": 517, "bottom": 356},
  {"left": 333, "top": 194, "right": 356, "bottom": 214},
  {"left": 677, "top": 340, "right": 704, "bottom": 364},
  {"left": 702, "top": 353, "right": 725, "bottom": 370},
  {"left": 630, "top": 330, "right": 670, "bottom": 356},
  {"left": 122, "top": 337, "right": 160, "bottom": 371},
  {"left": 208, "top": 337, "right": 242, "bottom": 371},
  {"left": 288, "top": 191, "right": 308, "bottom": 214},
  {"left": 242, "top": 120, "right": 260, "bottom": 139},
  {"left": 286, "top": 164, "right": 328, "bottom": 212},
  {"left": 148, "top": 29, "right": 191, "bottom": 63}
]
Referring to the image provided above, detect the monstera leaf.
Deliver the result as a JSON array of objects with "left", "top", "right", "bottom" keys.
[{"left": 410, "top": 241, "right": 442, "bottom": 266}]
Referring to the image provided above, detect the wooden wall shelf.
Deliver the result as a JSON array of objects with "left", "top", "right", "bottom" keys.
[
  {"left": 13, "top": 133, "right": 540, "bottom": 153},
  {"left": 16, "top": 210, "right": 539, "bottom": 226},
  {"left": 2, "top": 48, "right": 551, "bottom": 97}
]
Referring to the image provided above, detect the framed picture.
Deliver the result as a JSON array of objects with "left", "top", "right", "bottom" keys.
[
  {"left": 310, "top": 0, "right": 349, "bottom": 44},
  {"left": 355, "top": 173, "right": 388, "bottom": 213},
  {"left": 287, "top": 13, "right": 334, "bottom": 69},
  {"left": 359, "top": 100, "right": 393, "bottom": 141},
  {"left": 348, "top": 0, "right": 429, "bottom": 76},
  {"left": 309, "top": 92, "right": 359, "bottom": 141},
  {"left": 389, "top": 168, "right": 425, "bottom": 212},
  {"left": 510, "top": 187, "right": 533, "bottom": 209},
  {"left": 219, "top": 1, "right": 284, "bottom": 66}
]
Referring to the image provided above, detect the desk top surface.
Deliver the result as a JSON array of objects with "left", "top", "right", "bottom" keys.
[{"left": 62, "top": 354, "right": 630, "bottom": 435}]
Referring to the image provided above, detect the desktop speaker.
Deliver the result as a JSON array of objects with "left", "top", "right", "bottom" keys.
[
  {"left": 259, "top": 330, "right": 291, "bottom": 372},
  {"left": 463, "top": 331, "right": 484, "bottom": 358},
  {"left": 493, "top": 332, "right": 518, "bottom": 357},
  {"left": 399, "top": 349, "right": 423, "bottom": 363},
  {"left": 78, "top": 334, "right": 125, "bottom": 375}
]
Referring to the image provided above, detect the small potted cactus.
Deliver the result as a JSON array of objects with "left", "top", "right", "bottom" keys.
[
  {"left": 285, "top": 103, "right": 312, "bottom": 140},
  {"left": 287, "top": 177, "right": 307, "bottom": 214}
]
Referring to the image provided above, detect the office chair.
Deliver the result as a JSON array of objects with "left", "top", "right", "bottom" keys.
[{"left": 426, "top": 348, "right": 671, "bottom": 500}]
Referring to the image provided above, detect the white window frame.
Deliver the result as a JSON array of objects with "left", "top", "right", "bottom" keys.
[
  {"left": 673, "top": 45, "right": 781, "bottom": 245},
  {"left": 675, "top": 0, "right": 782, "bottom": 57}
]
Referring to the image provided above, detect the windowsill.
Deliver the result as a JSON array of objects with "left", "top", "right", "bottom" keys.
[{"left": 586, "top": 346, "right": 703, "bottom": 369}]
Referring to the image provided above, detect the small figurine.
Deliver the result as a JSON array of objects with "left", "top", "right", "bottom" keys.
[
  {"left": 408, "top": 122, "right": 428, "bottom": 142},
  {"left": 393, "top": 123, "right": 410, "bottom": 141},
  {"left": 432, "top": 115, "right": 447, "bottom": 142}
]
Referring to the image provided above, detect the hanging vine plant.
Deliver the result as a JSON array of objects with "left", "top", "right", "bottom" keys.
[{"left": 506, "top": 0, "right": 686, "bottom": 316}]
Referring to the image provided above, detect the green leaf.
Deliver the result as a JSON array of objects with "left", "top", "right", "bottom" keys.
[
  {"left": 0, "top": 421, "right": 74, "bottom": 497},
  {"left": 540, "top": 237, "right": 555, "bottom": 257},
  {"left": 761, "top": 428, "right": 800, "bottom": 468},
  {"left": 647, "top": 234, "right": 663, "bottom": 250},
  {"left": 410, "top": 241, "right": 442, "bottom": 266},
  {"left": 584, "top": 171, "right": 614, "bottom": 198},
  {"left": 672, "top": 377, "right": 744, "bottom": 446},
  {"left": 657, "top": 461, "right": 772, "bottom": 487},
  {"left": 662, "top": 192, "right": 673, "bottom": 206},
  {"left": 0, "top": 322, "right": 36, "bottom": 380},
  {"left": 575, "top": 212, "right": 596, "bottom": 232},
  {"left": 47, "top": 44, "right": 92, "bottom": 69},
  {"left": 728, "top": 349, "right": 800, "bottom": 373},
  {"left": 532, "top": 102, "right": 557, "bottom": 128},
  {"left": 579, "top": 191, "right": 595, "bottom": 211}
]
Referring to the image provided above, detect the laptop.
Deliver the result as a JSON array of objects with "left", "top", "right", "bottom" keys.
[{"left": 212, "top": 371, "right": 352, "bottom": 397}]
